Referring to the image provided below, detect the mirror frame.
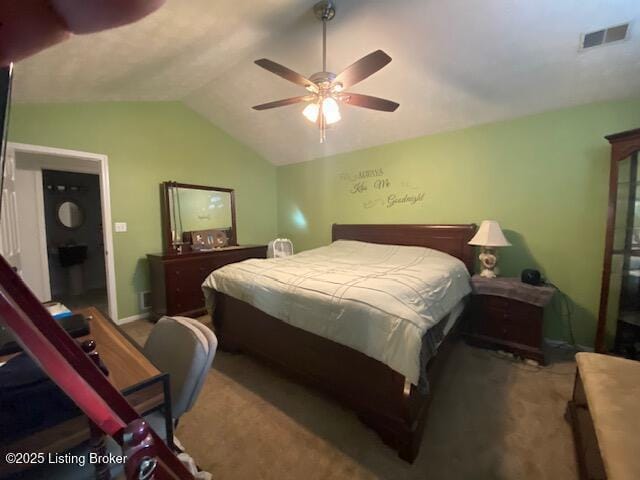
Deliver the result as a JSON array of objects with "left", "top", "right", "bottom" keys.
[
  {"left": 161, "top": 181, "right": 237, "bottom": 253},
  {"left": 595, "top": 127, "right": 640, "bottom": 352},
  {"left": 56, "top": 199, "right": 84, "bottom": 230}
]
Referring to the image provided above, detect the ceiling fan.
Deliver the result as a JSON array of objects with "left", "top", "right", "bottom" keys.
[{"left": 252, "top": 0, "right": 399, "bottom": 143}]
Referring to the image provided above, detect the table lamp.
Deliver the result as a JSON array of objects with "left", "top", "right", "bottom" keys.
[{"left": 468, "top": 220, "right": 511, "bottom": 278}]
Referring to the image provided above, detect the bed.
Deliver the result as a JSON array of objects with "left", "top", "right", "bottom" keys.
[{"left": 202, "top": 224, "right": 476, "bottom": 462}]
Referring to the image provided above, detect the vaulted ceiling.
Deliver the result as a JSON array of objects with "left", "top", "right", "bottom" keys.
[{"left": 12, "top": 0, "right": 640, "bottom": 165}]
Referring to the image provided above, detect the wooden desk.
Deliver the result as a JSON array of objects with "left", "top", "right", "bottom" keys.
[
  {"left": 75, "top": 307, "right": 160, "bottom": 389},
  {"left": 0, "top": 307, "right": 171, "bottom": 476}
]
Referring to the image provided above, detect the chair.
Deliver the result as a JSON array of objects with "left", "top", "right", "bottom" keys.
[
  {"left": 143, "top": 316, "right": 218, "bottom": 435},
  {"left": 20, "top": 316, "right": 217, "bottom": 479}
]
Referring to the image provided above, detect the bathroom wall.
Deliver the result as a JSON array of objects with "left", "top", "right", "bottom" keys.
[{"left": 42, "top": 169, "right": 105, "bottom": 298}]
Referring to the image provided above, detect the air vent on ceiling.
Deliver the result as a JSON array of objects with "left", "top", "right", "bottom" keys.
[{"left": 581, "top": 23, "right": 630, "bottom": 50}]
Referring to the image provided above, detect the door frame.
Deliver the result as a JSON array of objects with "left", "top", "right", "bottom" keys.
[{"left": 7, "top": 142, "right": 118, "bottom": 320}]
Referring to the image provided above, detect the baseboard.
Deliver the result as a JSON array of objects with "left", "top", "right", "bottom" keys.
[
  {"left": 117, "top": 311, "right": 151, "bottom": 325},
  {"left": 544, "top": 338, "right": 594, "bottom": 352}
]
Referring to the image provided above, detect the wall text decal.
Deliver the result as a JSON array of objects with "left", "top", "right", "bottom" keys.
[{"left": 339, "top": 168, "right": 425, "bottom": 209}]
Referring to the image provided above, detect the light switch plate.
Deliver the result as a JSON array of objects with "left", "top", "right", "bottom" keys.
[{"left": 114, "top": 222, "right": 127, "bottom": 233}]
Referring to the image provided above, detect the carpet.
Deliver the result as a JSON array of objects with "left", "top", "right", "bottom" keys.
[{"left": 123, "top": 318, "right": 578, "bottom": 480}]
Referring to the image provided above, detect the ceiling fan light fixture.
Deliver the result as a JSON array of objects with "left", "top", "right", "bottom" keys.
[
  {"left": 303, "top": 102, "right": 320, "bottom": 123},
  {"left": 252, "top": 0, "right": 397, "bottom": 142},
  {"left": 302, "top": 97, "right": 341, "bottom": 125},
  {"left": 322, "top": 96, "right": 341, "bottom": 124}
]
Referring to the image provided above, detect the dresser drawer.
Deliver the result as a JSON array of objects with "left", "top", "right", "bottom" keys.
[
  {"left": 481, "top": 311, "right": 539, "bottom": 346},
  {"left": 472, "top": 295, "right": 542, "bottom": 348},
  {"left": 166, "top": 261, "right": 207, "bottom": 314},
  {"left": 478, "top": 294, "right": 511, "bottom": 312},
  {"left": 148, "top": 245, "right": 268, "bottom": 318}
]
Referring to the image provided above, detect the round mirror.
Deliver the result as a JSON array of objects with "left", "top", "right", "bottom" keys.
[{"left": 57, "top": 201, "right": 83, "bottom": 229}]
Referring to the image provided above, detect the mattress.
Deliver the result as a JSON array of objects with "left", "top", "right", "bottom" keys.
[
  {"left": 416, "top": 298, "right": 466, "bottom": 392},
  {"left": 202, "top": 240, "right": 471, "bottom": 385}
]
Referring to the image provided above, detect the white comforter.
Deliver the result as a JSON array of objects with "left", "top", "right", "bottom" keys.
[{"left": 202, "top": 240, "right": 471, "bottom": 384}]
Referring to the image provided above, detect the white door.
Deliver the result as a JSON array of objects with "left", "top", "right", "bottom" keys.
[
  {"left": 15, "top": 167, "right": 51, "bottom": 301},
  {"left": 0, "top": 147, "right": 21, "bottom": 272}
]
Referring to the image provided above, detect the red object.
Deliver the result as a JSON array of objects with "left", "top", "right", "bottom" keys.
[
  {"left": 0, "top": 254, "right": 193, "bottom": 479},
  {"left": 0, "top": 0, "right": 166, "bottom": 66}
]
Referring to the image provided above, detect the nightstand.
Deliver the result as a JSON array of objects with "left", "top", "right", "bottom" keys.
[{"left": 465, "top": 275, "right": 555, "bottom": 365}]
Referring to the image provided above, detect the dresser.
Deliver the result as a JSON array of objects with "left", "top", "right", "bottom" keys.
[{"left": 147, "top": 245, "right": 267, "bottom": 319}]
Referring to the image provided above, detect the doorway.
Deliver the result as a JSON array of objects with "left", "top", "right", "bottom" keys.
[
  {"left": 1, "top": 142, "right": 117, "bottom": 319},
  {"left": 41, "top": 169, "right": 107, "bottom": 313}
]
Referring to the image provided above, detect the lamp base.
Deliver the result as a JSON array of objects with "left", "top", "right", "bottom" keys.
[
  {"left": 479, "top": 268, "right": 497, "bottom": 278},
  {"left": 478, "top": 247, "right": 499, "bottom": 278}
]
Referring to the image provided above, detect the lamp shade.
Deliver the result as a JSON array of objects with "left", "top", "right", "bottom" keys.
[{"left": 468, "top": 220, "right": 511, "bottom": 247}]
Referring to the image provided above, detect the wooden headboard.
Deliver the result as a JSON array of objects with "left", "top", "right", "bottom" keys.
[{"left": 332, "top": 224, "right": 477, "bottom": 273}]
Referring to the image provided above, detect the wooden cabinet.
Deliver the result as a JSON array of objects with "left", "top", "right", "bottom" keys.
[
  {"left": 465, "top": 276, "right": 554, "bottom": 365},
  {"left": 147, "top": 245, "right": 267, "bottom": 319},
  {"left": 596, "top": 128, "right": 640, "bottom": 356},
  {"left": 467, "top": 294, "right": 544, "bottom": 363}
]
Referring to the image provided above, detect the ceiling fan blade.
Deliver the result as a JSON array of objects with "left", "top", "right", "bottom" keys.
[
  {"left": 338, "top": 93, "right": 399, "bottom": 112},
  {"left": 252, "top": 95, "right": 314, "bottom": 110},
  {"left": 334, "top": 50, "right": 392, "bottom": 90},
  {"left": 254, "top": 59, "right": 317, "bottom": 92}
]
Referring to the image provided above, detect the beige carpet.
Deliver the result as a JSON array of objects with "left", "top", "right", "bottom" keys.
[{"left": 123, "top": 318, "right": 578, "bottom": 480}]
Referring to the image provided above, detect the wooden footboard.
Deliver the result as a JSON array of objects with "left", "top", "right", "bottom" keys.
[{"left": 213, "top": 291, "right": 464, "bottom": 462}]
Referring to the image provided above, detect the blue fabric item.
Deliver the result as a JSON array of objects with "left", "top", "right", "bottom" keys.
[{"left": 0, "top": 353, "right": 81, "bottom": 443}]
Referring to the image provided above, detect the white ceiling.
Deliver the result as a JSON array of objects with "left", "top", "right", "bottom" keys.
[{"left": 12, "top": 0, "right": 640, "bottom": 165}]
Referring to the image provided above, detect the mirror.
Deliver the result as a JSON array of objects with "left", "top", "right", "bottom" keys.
[
  {"left": 162, "top": 182, "right": 237, "bottom": 252},
  {"left": 57, "top": 201, "right": 84, "bottom": 229},
  {"left": 58, "top": 200, "right": 84, "bottom": 229}
]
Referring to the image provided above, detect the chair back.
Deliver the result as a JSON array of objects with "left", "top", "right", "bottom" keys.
[{"left": 143, "top": 316, "right": 217, "bottom": 419}]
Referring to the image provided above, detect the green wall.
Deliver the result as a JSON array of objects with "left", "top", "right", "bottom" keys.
[
  {"left": 277, "top": 98, "right": 640, "bottom": 347},
  {"left": 9, "top": 102, "right": 277, "bottom": 320},
  {"left": 10, "top": 99, "right": 640, "bottom": 345}
]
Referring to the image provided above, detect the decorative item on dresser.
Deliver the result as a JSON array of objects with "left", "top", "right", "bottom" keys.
[
  {"left": 595, "top": 127, "right": 640, "bottom": 357},
  {"left": 148, "top": 245, "right": 267, "bottom": 319},
  {"left": 468, "top": 220, "right": 511, "bottom": 278},
  {"left": 466, "top": 275, "right": 554, "bottom": 365}
]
